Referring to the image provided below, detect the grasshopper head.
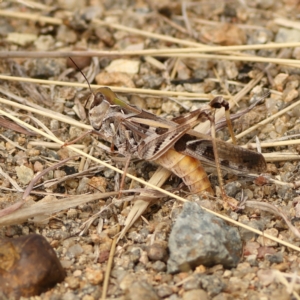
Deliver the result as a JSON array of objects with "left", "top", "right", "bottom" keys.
[{"left": 88, "top": 90, "right": 110, "bottom": 131}]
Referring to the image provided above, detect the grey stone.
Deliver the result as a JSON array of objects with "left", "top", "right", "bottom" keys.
[
  {"left": 124, "top": 281, "right": 159, "bottom": 300},
  {"left": 167, "top": 202, "right": 242, "bottom": 273}
]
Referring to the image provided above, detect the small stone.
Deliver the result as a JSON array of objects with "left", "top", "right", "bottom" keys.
[
  {"left": 56, "top": 24, "right": 77, "bottom": 44},
  {"left": 257, "top": 228, "right": 279, "bottom": 247},
  {"left": 257, "top": 269, "right": 275, "bottom": 286},
  {"left": 66, "top": 244, "right": 84, "bottom": 258},
  {"left": 88, "top": 176, "right": 107, "bottom": 193},
  {"left": 273, "top": 73, "right": 288, "bottom": 91},
  {"left": 243, "top": 241, "right": 260, "bottom": 256},
  {"left": 73, "top": 269, "right": 82, "bottom": 277},
  {"left": 66, "top": 50, "right": 92, "bottom": 70},
  {"left": 145, "top": 97, "right": 163, "bottom": 109},
  {"left": 200, "top": 23, "right": 246, "bottom": 45},
  {"left": 60, "top": 259, "right": 72, "bottom": 269},
  {"left": 85, "top": 268, "right": 103, "bottom": 285},
  {"left": 65, "top": 276, "right": 80, "bottom": 289},
  {"left": 26, "top": 58, "right": 64, "bottom": 78},
  {"left": 266, "top": 252, "right": 283, "bottom": 264},
  {"left": 82, "top": 296, "right": 95, "bottom": 300},
  {"left": 95, "top": 71, "right": 135, "bottom": 88},
  {"left": 156, "top": 284, "right": 173, "bottom": 298},
  {"left": 124, "top": 281, "right": 159, "bottom": 300},
  {"left": 33, "top": 161, "right": 43, "bottom": 172},
  {"left": 15, "top": 165, "right": 34, "bottom": 185},
  {"left": 67, "top": 208, "right": 78, "bottom": 219},
  {"left": 147, "top": 243, "right": 168, "bottom": 261},
  {"left": 275, "top": 28, "right": 300, "bottom": 43},
  {"left": 152, "top": 261, "right": 166, "bottom": 272},
  {"left": 27, "top": 148, "right": 40, "bottom": 156},
  {"left": 34, "top": 35, "right": 55, "bottom": 51},
  {"left": 105, "top": 59, "right": 140, "bottom": 74},
  {"left": 282, "top": 87, "right": 298, "bottom": 102},
  {"left": 183, "top": 289, "right": 209, "bottom": 300},
  {"left": 6, "top": 32, "right": 37, "bottom": 46},
  {"left": 227, "top": 276, "right": 249, "bottom": 292},
  {"left": 224, "top": 181, "right": 241, "bottom": 198}
]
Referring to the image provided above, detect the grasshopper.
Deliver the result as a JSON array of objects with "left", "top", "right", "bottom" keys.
[{"left": 86, "top": 87, "right": 266, "bottom": 203}]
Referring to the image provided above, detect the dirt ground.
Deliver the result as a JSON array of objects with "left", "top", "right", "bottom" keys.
[{"left": 1, "top": 0, "right": 300, "bottom": 299}]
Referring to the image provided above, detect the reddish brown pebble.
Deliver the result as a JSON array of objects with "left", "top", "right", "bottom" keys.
[
  {"left": 67, "top": 53, "right": 91, "bottom": 70},
  {"left": 0, "top": 234, "right": 66, "bottom": 298}
]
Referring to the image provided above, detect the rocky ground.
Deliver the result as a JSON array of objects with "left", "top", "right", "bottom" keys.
[{"left": 1, "top": 0, "right": 300, "bottom": 299}]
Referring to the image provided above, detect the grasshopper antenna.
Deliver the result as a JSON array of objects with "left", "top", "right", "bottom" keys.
[{"left": 68, "top": 57, "right": 95, "bottom": 97}]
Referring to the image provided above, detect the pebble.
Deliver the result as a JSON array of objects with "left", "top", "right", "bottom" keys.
[
  {"left": 282, "top": 87, "right": 298, "bottom": 102},
  {"left": 73, "top": 270, "right": 82, "bottom": 277},
  {"left": 67, "top": 54, "right": 91, "bottom": 70},
  {"left": 33, "top": 161, "right": 43, "bottom": 172},
  {"left": 167, "top": 202, "right": 242, "bottom": 273},
  {"left": 156, "top": 284, "right": 173, "bottom": 298},
  {"left": 266, "top": 251, "right": 283, "bottom": 264},
  {"left": 56, "top": 25, "right": 77, "bottom": 44},
  {"left": 275, "top": 28, "right": 300, "bottom": 43},
  {"left": 123, "top": 280, "right": 159, "bottom": 300},
  {"left": 224, "top": 181, "right": 241, "bottom": 198},
  {"left": 273, "top": 73, "right": 288, "bottom": 91},
  {"left": 147, "top": 243, "right": 168, "bottom": 261},
  {"left": 26, "top": 58, "right": 65, "bottom": 78},
  {"left": 227, "top": 276, "right": 249, "bottom": 293},
  {"left": 105, "top": 59, "right": 140, "bottom": 74},
  {"left": 139, "top": 74, "right": 164, "bottom": 89},
  {"left": 15, "top": 165, "right": 34, "bottom": 185},
  {"left": 34, "top": 34, "right": 55, "bottom": 51},
  {"left": 182, "top": 289, "right": 209, "bottom": 300},
  {"left": 85, "top": 268, "right": 103, "bottom": 285},
  {"left": 257, "top": 228, "right": 279, "bottom": 247},
  {"left": 199, "top": 274, "right": 226, "bottom": 297},
  {"left": 95, "top": 71, "right": 135, "bottom": 88},
  {"left": 65, "top": 276, "right": 80, "bottom": 289},
  {"left": 200, "top": 24, "right": 246, "bottom": 45},
  {"left": 152, "top": 260, "right": 166, "bottom": 272},
  {"left": 66, "top": 244, "right": 84, "bottom": 258},
  {"left": 6, "top": 32, "right": 37, "bottom": 46}
]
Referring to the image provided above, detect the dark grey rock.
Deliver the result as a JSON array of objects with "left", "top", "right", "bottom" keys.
[
  {"left": 266, "top": 252, "right": 283, "bottom": 264},
  {"left": 224, "top": 181, "right": 241, "bottom": 198},
  {"left": 167, "top": 202, "right": 242, "bottom": 273}
]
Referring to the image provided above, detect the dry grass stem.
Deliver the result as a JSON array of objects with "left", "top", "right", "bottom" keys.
[
  {"left": 0, "top": 166, "right": 23, "bottom": 192},
  {"left": 102, "top": 234, "right": 118, "bottom": 300},
  {"left": 0, "top": 76, "right": 220, "bottom": 99},
  {"left": 28, "top": 141, "right": 86, "bottom": 149},
  {"left": 248, "top": 140, "right": 300, "bottom": 149},
  {"left": 262, "top": 152, "right": 300, "bottom": 162},
  {"left": 0, "top": 192, "right": 119, "bottom": 226}
]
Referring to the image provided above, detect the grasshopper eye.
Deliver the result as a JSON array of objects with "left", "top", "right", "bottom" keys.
[{"left": 90, "top": 92, "right": 105, "bottom": 109}]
